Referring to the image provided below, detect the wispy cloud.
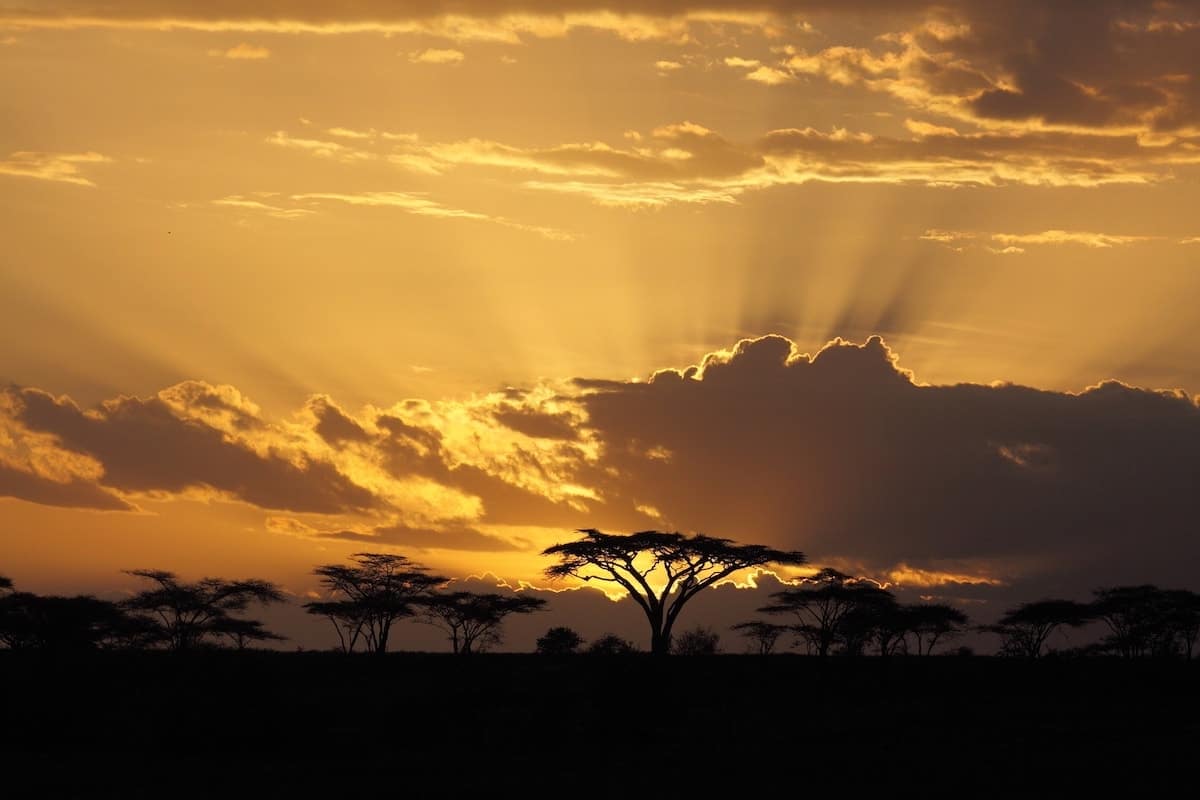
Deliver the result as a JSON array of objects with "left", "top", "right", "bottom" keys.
[
  {"left": 211, "top": 189, "right": 574, "bottom": 240},
  {"left": 921, "top": 228, "right": 1167, "bottom": 255},
  {"left": 0, "top": 151, "right": 111, "bottom": 187},
  {"left": 408, "top": 48, "right": 465, "bottom": 64},
  {"left": 208, "top": 42, "right": 270, "bottom": 59}
]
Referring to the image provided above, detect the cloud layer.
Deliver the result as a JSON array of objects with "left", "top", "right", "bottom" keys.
[{"left": 4, "top": 334, "right": 1199, "bottom": 604}]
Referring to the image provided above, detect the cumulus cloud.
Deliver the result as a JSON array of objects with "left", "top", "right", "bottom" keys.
[
  {"left": 573, "top": 335, "right": 1200, "bottom": 599},
  {"left": 6, "top": 335, "right": 1200, "bottom": 605},
  {"left": 1, "top": 386, "right": 379, "bottom": 514},
  {"left": 0, "top": 151, "right": 111, "bottom": 187}
]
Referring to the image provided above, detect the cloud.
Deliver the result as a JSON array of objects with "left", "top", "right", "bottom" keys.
[
  {"left": 0, "top": 151, "right": 111, "bottom": 187},
  {"left": 408, "top": 47, "right": 464, "bottom": 64},
  {"left": 571, "top": 334, "right": 1200, "bottom": 600},
  {"left": 264, "top": 116, "right": 1200, "bottom": 212},
  {"left": 210, "top": 184, "right": 574, "bottom": 240},
  {"left": 8, "top": 334, "right": 1200, "bottom": 599},
  {"left": 1, "top": 385, "right": 378, "bottom": 514},
  {"left": 212, "top": 195, "right": 315, "bottom": 219},
  {"left": 0, "top": 2, "right": 791, "bottom": 43},
  {"left": 208, "top": 41, "right": 269, "bottom": 58},
  {"left": 268, "top": 516, "right": 520, "bottom": 552},
  {"left": 921, "top": 228, "right": 1168, "bottom": 254},
  {"left": 0, "top": 463, "right": 133, "bottom": 511}
]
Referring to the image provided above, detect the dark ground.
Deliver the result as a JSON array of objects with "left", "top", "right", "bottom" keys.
[{"left": 2, "top": 652, "right": 1197, "bottom": 796}]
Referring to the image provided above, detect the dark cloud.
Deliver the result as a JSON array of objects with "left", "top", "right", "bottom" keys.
[
  {"left": 494, "top": 407, "right": 579, "bottom": 440},
  {"left": 6, "top": 387, "right": 377, "bottom": 514},
  {"left": 577, "top": 335, "right": 1200, "bottom": 597},
  {"left": 306, "top": 395, "right": 371, "bottom": 445},
  {"left": 0, "top": 463, "right": 133, "bottom": 511},
  {"left": 315, "top": 523, "right": 522, "bottom": 552}
]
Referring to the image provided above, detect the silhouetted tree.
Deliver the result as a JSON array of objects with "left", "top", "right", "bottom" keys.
[
  {"left": 305, "top": 553, "right": 446, "bottom": 654},
  {"left": 0, "top": 575, "right": 12, "bottom": 594},
  {"left": 731, "top": 621, "right": 788, "bottom": 655},
  {"left": 123, "top": 569, "right": 284, "bottom": 651},
  {"left": 421, "top": 591, "right": 546, "bottom": 655},
  {"left": 209, "top": 617, "right": 288, "bottom": 651},
  {"left": 981, "top": 599, "right": 1091, "bottom": 659},
  {"left": 758, "top": 568, "right": 894, "bottom": 658},
  {"left": 836, "top": 593, "right": 907, "bottom": 657},
  {"left": 536, "top": 626, "right": 585, "bottom": 655},
  {"left": 673, "top": 625, "right": 720, "bottom": 655},
  {"left": 586, "top": 633, "right": 638, "bottom": 655},
  {"left": 543, "top": 529, "right": 805, "bottom": 656},
  {"left": 0, "top": 591, "right": 133, "bottom": 651},
  {"left": 1090, "top": 585, "right": 1180, "bottom": 658},
  {"left": 906, "top": 603, "right": 970, "bottom": 656},
  {"left": 1162, "top": 589, "right": 1200, "bottom": 659}
]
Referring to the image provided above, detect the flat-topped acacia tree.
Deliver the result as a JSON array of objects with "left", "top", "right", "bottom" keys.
[{"left": 543, "top": 529, "right": 807, "bottom": 656}]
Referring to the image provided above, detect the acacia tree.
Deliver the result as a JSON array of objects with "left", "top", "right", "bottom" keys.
[
  {"left": 421, "top": 591, "right": 546, "bottom": 655},
  {"left": 906, "top": 603, "right": 970, "bottom": 656},
  {"left": 123, "top": 569, "right": 285, "bottom": 651},
  {"left": 758, "top": 568, "right": 894, "bottom": 658},
  {"left": 209, "top": 617, "right": 287, "bottom": 651},
  {"left": 543, "top": 529, "right": 806, "bottom": 656},
  {"left": 982, "top": 599, "right": 1091, "bottom": 659},
  {"left": 731, "top": 621, "right": 789, "bottom": 655},
  {"left": 305, "top": 553, "right": 446, "bottom": 654},
  {"left": 1162, "top": 589, "right": 1200, "bottom": 659},
  {"left": 1090, "top": 585, "right": 1168, "bottom": 658}
]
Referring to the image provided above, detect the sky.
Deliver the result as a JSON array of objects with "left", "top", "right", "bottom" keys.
[{"left": 2, "top": 1, "right": 1200, "bottom": 650}]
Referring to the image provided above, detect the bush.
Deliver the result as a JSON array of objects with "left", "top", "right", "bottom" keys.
[
  {"left": 535, "top": 626, "right": 584, "bottom": 655},
  {"left": 586, "top": 633, "right": 638, "bottom": 655},
  {"left": 672, "top": 626, "right": 720, "bottom": 656}
]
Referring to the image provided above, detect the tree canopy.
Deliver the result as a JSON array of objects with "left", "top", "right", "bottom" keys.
[
  {"left": 123, "top": 569, "right": 285, "bottom": 651},
  {"left": 982, "top": 599, "right": 1091, "bottom": 658},
  {"left": 305, "top": 553, "right": 446, "bottom": 654},
  {"left": 543, "top": 528, "right": 806, "bottom": 655},
  {"left": 421, "top": 591, "right": 546, "bottom": 655},
  {"left": 758, "top": 568, "right": 895, "bottom": 657}
]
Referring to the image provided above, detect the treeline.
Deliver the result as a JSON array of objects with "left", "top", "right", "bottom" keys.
[
  {"left": 3, "top": 538, "right": 1200, "bottom": 659},
  {"left": 0, "top": 554, "right": 546, "bottom": 655},
  {"left": 729, "top": 568, "right": 1200, "bottom": 660}
]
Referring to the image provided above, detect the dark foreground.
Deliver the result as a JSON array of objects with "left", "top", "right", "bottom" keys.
[{"left": 2, "top": 652, "right": 1198, "bottom": 796}]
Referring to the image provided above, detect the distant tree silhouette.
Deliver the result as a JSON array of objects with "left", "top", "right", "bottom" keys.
[
  {"left": 305, "top": 553, "right": 446, "bottom": 654},
  {"left": 1162, "top": 589, "right": 1200, "bottom": 659},
  {"left": 981, "top": 599, "right": 1091, "bottom": 659},
  {"left": 543, "top": 529, "right": 805, "bottom": 656},
  {"left": 421, "top": 591, "right": 546, "bottom": 655},
  {"left": 536, "top": 626, "right": 585, "bottom": 655},
  {"left": 758, "top": 568, "right": 893, "bottom": 658},
  {"left": 586, "top": 633, "right": 638, "bottom": 655},
  {"left": 210, "top": 616, "right": 288, "bottom": 651},
  {"left": 1088, "top": 585, "right": 1191, "bottom": 658},
  {"left": 0, "top": 590, "right": 133, "bottom": 651},
  {"left": 731, "top": 621, "right": 788, "bottom": 655},
  {"left": 672, "top": 625, "right": 720, "bottom": 655},
  {"left": 836, "top": 592, "right": 907, "bottom": 657},
  {"left": 123, "top": 570, "right": 284, "bottom": 651},
  {"left": 906, "top": 603, "right": 970, "bottom": 656},
  {"left": 0, "top": 575, "right": 12, "bottom": 594}
]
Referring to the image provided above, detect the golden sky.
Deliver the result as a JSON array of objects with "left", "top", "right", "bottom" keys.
[{"left": 2, "top": 1, "right": 1200, "bottom": 630}]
